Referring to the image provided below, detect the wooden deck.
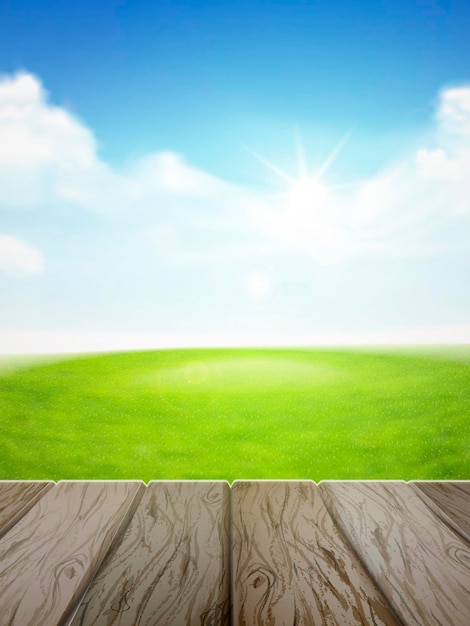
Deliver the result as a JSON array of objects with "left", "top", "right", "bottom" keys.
[{"left": 0, "top": 481, "right": 469, "bottom": 625}]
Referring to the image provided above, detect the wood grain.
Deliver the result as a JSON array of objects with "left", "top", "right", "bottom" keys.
[
  {"left": 319, "top": 481, "right": 470, "bottom": 626},
  {"left": 411, "top": 481, "right": 470, "bottom": 542},
  {"left": 0, "top": 480, "right": 144, "bottom": 626},
  {"left": 70, "top": 481, "right": 231, "bottom": 626},
  {"left": 231, "top": 480, "right": 401, "bottom": 625},
  {"left": 0, "top": 481, "right": 54, "bottom": 538}
]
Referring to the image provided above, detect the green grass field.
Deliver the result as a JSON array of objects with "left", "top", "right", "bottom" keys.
[{"left": 0, "top": 346, "right": 469, "bottom": 481}]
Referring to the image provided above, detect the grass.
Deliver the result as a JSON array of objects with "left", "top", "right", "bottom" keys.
[{"left": 0, "top": 346, "right": 469, "bottom": 481}]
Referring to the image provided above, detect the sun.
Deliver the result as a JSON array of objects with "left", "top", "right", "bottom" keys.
[
  {"left": 242, "top": 127, "right": 354, "bottom": 213},
  {"left": 289, "top": 176, "right": 331, "bottom": 212},
  {"left": 242, "top": 128, "right": 356, "bottom": 262}
]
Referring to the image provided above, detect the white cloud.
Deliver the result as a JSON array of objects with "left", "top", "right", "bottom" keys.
[
  {"left": 0, "top": 71, "right": 240, "bottom": 214},
  {"left": 436, "top": 85, "right": 470, "bottom": 139},
  {"left": 0, "top": 70, "right": 469, "bottom": 268},
  {"left": 250, "top": 84, "right": 470, "bottom": 262},
  {"left": 416, "top": 148, "right": 463, "bottom": 180},
  {"left": 130, "top": 151, "right": 229, "bottom": 196},
  {"left": 0, "top": 71, "right": 98, "bottom": 209},
  {"left": 416, "top": 87, "right": 470, "bottom": 179},
  {"left": 0, "top": 234, "right": 44, "bottom": 273},
  {"left": 1, "top": 71, "right": 468, "bottom": 348},
  {"left": 0, "top": 72, "right": 96, "bottom": 169},
  {"left": 412, "top": 85, "right": 470, "bottom": 216}
]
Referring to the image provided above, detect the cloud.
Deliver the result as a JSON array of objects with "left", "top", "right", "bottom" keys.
[
  {"left": 0, "top": 234, "right": 44, "bottom": 273},
  {"left": 436, "top": 85, "right": 470, "bottom": 139},
  {"left": 0, "top": 71, "right": 240, "bottom": 214},
  {"left": 416, "top": 148, "right": 464, "bottom": 180},
  {"left": 411, "top": 84, "right": 470, "bottom": 219},
  {"left": 418, "top": 86, "right": 470, "bottom": 181},
  {"left": 0, "top": 71, "right": 98, "bottom": 209},
  {"left": 0, "top": 72, "right": 97, "bottom": 168},
  {"left": 250, "top": 84, "right": 470, "bottom": 263},
  {"left": 0, "top": 72, "right": 468, "bottom": 345},
  {"left": 0, "top": 70, "right": 469, "bottom": 268}
]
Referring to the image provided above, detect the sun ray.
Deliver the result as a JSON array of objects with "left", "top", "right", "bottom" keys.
[
  {"left": 293, "top": 125, "right": 309, "bottom": 179},
  {"left": 243, "top": 127, "right": 355, "bottom": 192},
  {"left": 315, "top": 126, "right": 356, "bottom": 179},
  {"left": 241, "top": 143, "right": 296, "bottom": 184}
]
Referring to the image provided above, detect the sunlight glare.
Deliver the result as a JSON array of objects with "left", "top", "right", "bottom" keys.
[
  {"left": 244, "top": 128, "right": 356, "bottom": 263},
  {"left": 246, "top": 272, "right": 271, "bottom": 298},
  {"left": 289, "top": 176, "right": 331, "bottom": 213}
]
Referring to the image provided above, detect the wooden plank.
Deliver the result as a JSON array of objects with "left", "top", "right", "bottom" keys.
[
  {"left": 319, "top": 481, "right": 470, "bottom": 626},
  {"left": 70, "top": 481, "right": 231, "bottom": 626},
  {"left": 411, "top": 480, "right": 470, "bottom": 542},
  {"left": 0, "top": 480, "right": 144, "bottom": 626},
  {"left": 231, "top": 480, "right": 401, "bottom": 625},
  {"left": 0, "top": 480, "right": 54, "bottom": 538}
]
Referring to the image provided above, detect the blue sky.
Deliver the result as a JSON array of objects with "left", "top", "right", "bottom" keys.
[{"left": 0, "top": 0, "right": 469, "bottom": 352}]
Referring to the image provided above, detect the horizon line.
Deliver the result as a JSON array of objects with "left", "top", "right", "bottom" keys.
[{"left": 0, "top": 325, "right": 469, "bottom": 355}]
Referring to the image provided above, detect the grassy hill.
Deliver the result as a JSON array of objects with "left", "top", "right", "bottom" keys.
[{"left": 0, "top": 346, "right": 469, "bottom": 481}]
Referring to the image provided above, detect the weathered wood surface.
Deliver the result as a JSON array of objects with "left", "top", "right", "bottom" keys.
[
  {"left": 1, "top": 480, "right": 470, "bottom": 624},
  {"left": 411, "top": 480, "right": 470, "bottom": 542},
  {"left": 70, "top": 481, "right": 231, "bottom": 626},
  {"left": 0, "top": 480, "right": 54, "bottom": 538},
  {"left": 0, "top": 481, "right": 144, "bottom": 626},
  {"left": 319, "top": 481, "right": 470, "bottom": 626},
  {"left": 231, "top": 480, "right": 401, "bottom": 625}
]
